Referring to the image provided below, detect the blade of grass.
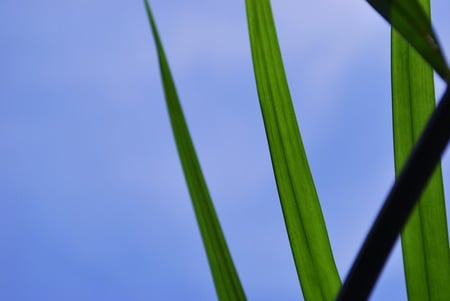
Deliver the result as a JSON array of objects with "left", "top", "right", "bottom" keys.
[
  {"left": 392, "top": 1, "right": 450, "bottom": 299},
  {"left": 367, "top": 0, "right": 449, "bottom": 81},
  {"left": 336, "top": 88, "right": 450, "bottom": 301},
  {"left": 245, "top": 1, "right": 340, "bottom": 300},
  {"left": 144, "top": 2, "right": 246, "bottom": 300}
]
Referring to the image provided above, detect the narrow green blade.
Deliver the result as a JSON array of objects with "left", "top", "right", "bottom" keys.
[
  {"left": 144, "top": 2, "right": 246, "bottom": 300},
  {"left": 391, "top": 1, "right": 450, "bottom": 300},
  {"left": 245, "top": 1, "right": 340, "bottom": 300},
  {"left": 368, "top": 0, "right": 449, "bottom": 81}
]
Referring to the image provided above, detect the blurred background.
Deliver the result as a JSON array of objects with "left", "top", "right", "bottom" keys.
[{"left": 1, "top": 0, "right": 449, "bottom": 300}]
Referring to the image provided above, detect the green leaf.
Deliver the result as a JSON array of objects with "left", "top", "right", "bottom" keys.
[
  {"left": 368, "top": 0, "right": 449, "bottom": 81},
  {"left": 245, "top": 1, "right": 340, "bottom": 300},
  {"left": 336, "top": 88, "right": 450, "bottom": 301},
  {"left": 144, "top": 1, "right": 246, "bottom": 300},
  {"left": 391, "top": 1, "right": 450, "bottom": 300}
]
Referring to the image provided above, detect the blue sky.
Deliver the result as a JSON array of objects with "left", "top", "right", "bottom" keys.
[{"left": 1, "top": 0, "right": 449, "bottom": 300}]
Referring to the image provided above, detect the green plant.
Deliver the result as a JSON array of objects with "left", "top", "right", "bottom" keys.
[{"left": 145, "top": 0, "right": 450, "bottom": 300}]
